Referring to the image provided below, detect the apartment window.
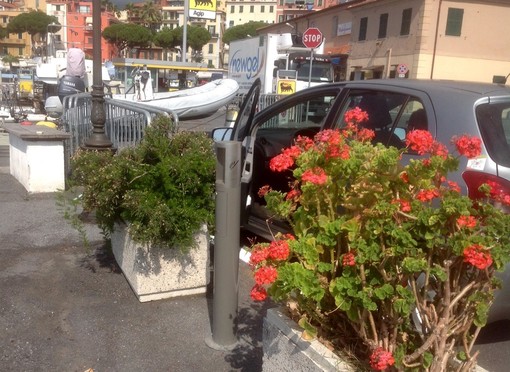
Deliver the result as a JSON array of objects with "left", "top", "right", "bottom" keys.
[
  {"left": 229, "top": 20, "right": 234, "bottom": 27},
  {"left": 318, "top": 0, "right": 323, "bottom": 6},
  {"left": 2, "top": 16, "right": 7, "bottom": 23},
  {"left": 239, "top": 5, "right": 243, "bottom": 13},
  {"left": 78, "top": 5, "right": 90, "bottom": 13},
  {"left": 230, "top": 5, "right": 234, "bottom": 13},
  {"left": 2, "top": 47, "right": 7, "bottom": 55},
  {"left": 261, "top": 5, "right": 265, "bottom": 12},
  {"left": 208, "top": 25, "right": 215, "bottom": 35},
  {"left": 250, "top": 5, "right": 254, "bottom": 12},
  {"left": 332, "top": 16, "right": 338, "bottom": 37},
  {"left": 208, "top": 43, "right": 213, "bottom": 53},
  {"left": 400, "top": 8, "right": 412, "bottom": 36},
  {"left": 18, "top": 32, "right": 22, "bottom": 39},
  {"left": 18, "top": 47, "right": 23, "bottom": 55},
  {"left": 359, "top": 17, "right": 368, "bottom": 41},
  {"left": 445, "top": 8, "right": 463, "bottom": 36},
  {"left": 279, "top": 0, "right": 284, "bottom": 5},
  {"left": 378, "top": 13, "right": 388, "bottom": 38},
  {"left": 278, "top": 15, "right": 285, "bottom": 23},
  {"left": 270, "top": 6, "right": 274, "bottom": 12}
]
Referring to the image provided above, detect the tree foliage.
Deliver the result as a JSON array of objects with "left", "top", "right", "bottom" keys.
[
  {"left": 7, "top": 11, "right": 59, "bottom": 53},
  {"left": 102, "top": 23, "right": 153, "bottom": 58},
  {"left": 153, "top": 27, "right": 178, "bottom": 50},
  {"left": 139, "top": 0, "right": 162, "bottom": 34},
  {"left": 222, "top": 21, "right": 267, "bottom": 44}
]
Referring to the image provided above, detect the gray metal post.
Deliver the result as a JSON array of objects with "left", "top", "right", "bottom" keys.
[{"left": 205, "top": 141, "right": 241, "bottom": 350}]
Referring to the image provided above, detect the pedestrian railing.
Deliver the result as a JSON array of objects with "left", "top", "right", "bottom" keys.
[{"left": 61, "top": 93, "right": 179, "bottom": 156}]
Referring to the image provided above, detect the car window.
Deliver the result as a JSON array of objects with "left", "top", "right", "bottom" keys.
[
  {"left": 259, "top": 94, "right": 336, "bottom": 130},
  {"left": 476, "top": 102, "right": 510, "bottom": 168},
  {"left": 335, "top": 90, "right": 427, "bottom": 150}
]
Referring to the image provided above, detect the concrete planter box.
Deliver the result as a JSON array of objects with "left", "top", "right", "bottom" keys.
[
  {"left": 111, "top": 222, "right": 210, "bottom": 303},
  {"left": 263, "top": 307, "right": 355, "bottom": 372}
]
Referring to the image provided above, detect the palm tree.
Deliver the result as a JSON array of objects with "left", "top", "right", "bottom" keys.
[
  {"left": 139, "top": 0, "right": 162, "bottom": 58},
  {"left": 139, "top": 0, "right": 162, "bottom": 34}
]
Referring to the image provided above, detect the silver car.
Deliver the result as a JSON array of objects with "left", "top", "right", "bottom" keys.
[{"left": 214, "top": 78, "right": 510, "bottom": 321}]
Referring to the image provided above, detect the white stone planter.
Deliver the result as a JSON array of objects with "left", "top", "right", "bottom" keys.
[
  {"left": 111, "top": 222, "right": 210, "bottom": 303},
  {"left": 263, "top": 307, "right": 355, "bottom": 372}
]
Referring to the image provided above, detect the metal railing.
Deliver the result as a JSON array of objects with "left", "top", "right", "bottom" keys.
[{"left": 61, "top": 92, "right": 179, "bottom": 156}]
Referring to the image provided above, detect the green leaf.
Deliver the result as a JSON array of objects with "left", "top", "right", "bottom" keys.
[
  {"left": 374, "top": 283, "right": 394, "bottom": 300},
  {"left": 402, "top": 257, "right": 427, "bottom": 274},
  {"left": 423, "top": 351, "right": 433, "bottom": 368},
  {"left": 298, "top": 317, "right": 318, "bottom": 340}
]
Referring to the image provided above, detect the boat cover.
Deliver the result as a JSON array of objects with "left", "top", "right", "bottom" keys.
[{"left": 66, "top": 48, "right": 85, "bottom": 78}]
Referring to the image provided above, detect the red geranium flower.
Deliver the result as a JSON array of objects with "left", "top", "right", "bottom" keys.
[
  {"left": 454, "top": 135, "right": 482, "bottom": 158},
  {"left": 457, "top": 215, "right": 477, "bottom": 229},
  {"left": 258, "top": 185, "right": 271, "bottom": 198},
  {"left": 268, "top": 240, "right": 290, "bottom": 261},
  {"left": 447, "top": 180, "right": 461, "bottom": 193},
  {"left": 249, "top": 245, "right": 270, "bottom": 265},
  {"left": 269, "top": 152, "right": 294, "bottom": 172},
  {"left": 285, "top": 188, "right": 301, "bottom": 201},
  {"left": 301, "top": 167, "right": 328, "bottom": 185},
  {"left": 344, "top": 106, "right": 369, "bottom": 126},
  {"left": 369, "top": 347, "right": 395, "bottom": 371},
  {"left": 406, "top": 130, "right": 435, "bottom": 155},
  {"left": 416, "top": 188, "right": 439, "bottom": 202},
  {"left": 342, "top": 252, "right": 356, "bottom": 267},
  {"left": 250, "top": 285, "right": 267, "bottom": 301},
  {"left": 463, "top": 244, "right": 493, "bottom": 270},
  {"left": 254, "top": 266, "right": 278, "bottom": 285}
]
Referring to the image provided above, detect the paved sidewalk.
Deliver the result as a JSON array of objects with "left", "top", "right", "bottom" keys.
[{"left": 0, "top": 115, "right": 271, "bottom": 371}]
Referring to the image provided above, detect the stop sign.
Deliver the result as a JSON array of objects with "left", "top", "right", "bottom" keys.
[{"left": 302, "top": 27, "right": 323, "bottom": 49}]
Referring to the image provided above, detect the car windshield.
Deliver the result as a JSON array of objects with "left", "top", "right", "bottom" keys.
[
  {"left": 290, "top": 61, "right": 332, "bottom": 82},
  {"left": 476, "top": 102, "right": 510, "bottom": 168}
]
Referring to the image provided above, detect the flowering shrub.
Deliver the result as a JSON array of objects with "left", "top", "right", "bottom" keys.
[
  {"left": 250, "top": 107, "right": 510, "bottom": 370},
  {"left": 65, "top": 115, "right": 216, "bottom": 250}
]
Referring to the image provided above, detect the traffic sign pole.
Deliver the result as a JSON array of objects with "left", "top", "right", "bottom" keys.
[
  {"left": 308, "top": 49, "right": 313, "bottom": 88},
  {"left": 302, "top": 28, "right": 323, "bottom": 88}
]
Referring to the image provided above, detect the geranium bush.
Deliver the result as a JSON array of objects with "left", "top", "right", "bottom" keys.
[{"left": 249, "top": 107, "right": 510, "bottom": 371}]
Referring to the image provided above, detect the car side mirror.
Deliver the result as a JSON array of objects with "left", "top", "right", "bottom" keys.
[{"left": 211, "top": 127, "right": 233, "bottom": 142}]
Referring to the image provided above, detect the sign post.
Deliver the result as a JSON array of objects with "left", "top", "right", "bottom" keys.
[{"left": 302, "top": 27, "right": 324, "bottom": 88}]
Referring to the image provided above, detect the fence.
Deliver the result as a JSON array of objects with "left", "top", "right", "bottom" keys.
[{"left": 61, "top": 93, "right": 179, "bottom": 157}]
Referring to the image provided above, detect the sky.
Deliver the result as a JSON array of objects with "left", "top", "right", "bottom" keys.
[{"left": 110, "top": 0, "right": 143, "bottom": 9}]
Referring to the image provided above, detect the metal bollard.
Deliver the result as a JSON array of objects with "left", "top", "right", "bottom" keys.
[{"left": 205, "top": 140, "right": 241, "bottom": 350}]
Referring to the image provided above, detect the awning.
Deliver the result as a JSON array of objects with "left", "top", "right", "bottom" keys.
[{"left": 362, "top": 65, "right": 385, "bottom": 71}]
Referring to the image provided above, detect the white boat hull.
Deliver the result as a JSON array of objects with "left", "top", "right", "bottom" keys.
[{"left": 112, "top": 79, "right": 239, "bottom": 119}]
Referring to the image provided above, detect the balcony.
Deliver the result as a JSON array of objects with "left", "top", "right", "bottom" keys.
[{"left": 3, "top": 38, "right": 25, "bottom": 46}]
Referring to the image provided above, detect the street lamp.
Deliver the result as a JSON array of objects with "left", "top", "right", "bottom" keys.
[{"left": 83, "top": 0, "right": 113, "bottom": 150}]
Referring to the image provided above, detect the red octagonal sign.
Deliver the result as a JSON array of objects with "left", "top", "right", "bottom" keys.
[{"left": 302, "top": 27, "right": 323, "bottom": 49}]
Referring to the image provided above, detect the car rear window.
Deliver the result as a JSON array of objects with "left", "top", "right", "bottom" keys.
[{"left": 476, "top": 103, "right": 510, "bottom": 168}]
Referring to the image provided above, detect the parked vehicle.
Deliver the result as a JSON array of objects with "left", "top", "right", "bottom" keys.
[
  {"left": 227, "top": 33, "right": 334, "bottom": 94},
  {"left": 212, "top": 78, "right": 510, "bottom": 321}
]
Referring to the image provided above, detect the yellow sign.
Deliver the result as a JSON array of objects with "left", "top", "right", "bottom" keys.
[
  {"left": 189, "top": 0, "right": 217, "bottom": 20},
  {"left": 277, "top": 80, "right": 296, "bottom": 95}
]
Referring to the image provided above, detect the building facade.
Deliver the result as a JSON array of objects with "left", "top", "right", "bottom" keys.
[
  {"left": 257, "top": 0, "right": 510, "bottom": 84},
  {"left": 225, "top": 0, "right": 277, "bottom": 28},
  {"left": 45, "top": 0, "right": 117, "bottom": 61},
  {"left": 347, "top": 0, "right": 510, "bottom": 83},
  {"left": 0, "top": 0, "right": 48, "bottom": 59}
]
